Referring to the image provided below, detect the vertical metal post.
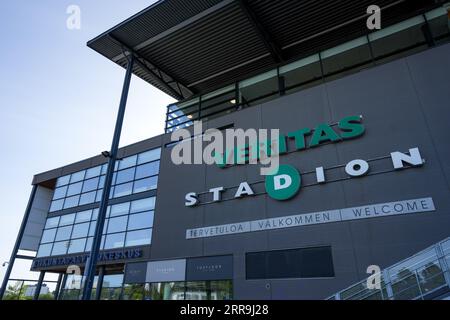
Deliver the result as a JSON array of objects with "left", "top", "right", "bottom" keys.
[
  {"left": 58, "top": 273, "right": 68, "bottom": 300},
  {"left": 33, "top": 271, "right": 45, "bottom": 300},
  {"left": 436, "top": 243, "right": 450, "bottom": 288},
  {"left": 277, "top": 66, "right": 285, "bottom": 96},
  {"left": 0, "top": 185, "right": 37, "bottom": 299},
  {"left": 421, "top": 14, "right": 436, "bottom": 47},
  {"left": 164, "top": 106, "right": 169, "bottom": 133},
  {"left": 53, "top": 273, "right": 63, "bottom": 300},
  {"left": 234, "top": 82, "right": 240, "bottom": 110},
  {"left": 94, "top": 266, "right": 105, "bottom": 300},
  {"left": 81, "top": 54, "right": 135, "bottom": 300},
  {"left": 318, "top": 52, "right": 325, "bottom": 81},
  {"left": 382, "top": 269, "right": 394, "bottom": 300},
  {"left": 366, "top": 34, "right": 376, "bottom": 64}
]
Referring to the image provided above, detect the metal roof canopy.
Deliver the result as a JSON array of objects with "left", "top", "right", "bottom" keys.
[{"left": 88, "top": 0, "right": 443, "bottom": 101}]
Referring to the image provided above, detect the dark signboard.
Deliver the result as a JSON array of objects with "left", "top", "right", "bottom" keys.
[
  {"left": 186, "top": 255, "right": 233, "bottom": 281},
  {"left": 32, "top": 248, "right": 143, "bottom": 269},
  {"left": 124, "top": 262, "right": 148, "bottom": 284}
]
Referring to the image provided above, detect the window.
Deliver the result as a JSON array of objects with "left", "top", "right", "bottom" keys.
[
  {"left": 127, "top": 211, "right": 154, "bottom": 230},
  {"left": 41, "top": 229, "right": 57, "bottom": 243},
  {"left": 67, "top": 182, "right": 83, "bottom": 196},
  {"left": 70, "top": 171, "right": 85, "bottom": 183},
  {"left": 100, "top": 274, "right": 124, "bottom": 300},
  {"left": 125, "top": 229, "right": 152, "bottom": 247},
  {"left": 82, "top": 177, "right": 99, "bottom": 193},
  {"left": 51, "top": 241, "right": 69, "bottom": 256},
  {"left": 200, "top": 85, "right": 236, "bottom": 121},
  {"left": 166, "top": 99, "right": 199, "bottom": 132},
  {"left": 135, "top": 161, "right": 159, "bottom": 180},
  {"left": 59, "top": 213, "right": 76, "bottom": 226},
  {"left": 246, "top": 247, "right": 334, "bottom": 279},
  {"left": 55, "top": 226, "right": 73, "bottom": 241},
  {"left": 45, "top": 216, "right": 60, "bottom": 229},
  {"left": 56, "top": 175, "right": 70, "bottom": 187},
  {"left": 84, "top": 237, "right": 93, "bottom": 252},
  {"left": 37, "top": 243, "right": 53, "bottom": 257},
  {"left": 98, "top": 175, "right": 105, "bottom": 188},
  {"left": 148, "top": 280, "right": 233, "bottom": 300},
  {"left": 79, "top": 191, "right": 96, "bottom": 205},
  {"left": 116, "top": 167, "right": 135, "bottom": 185},
  {"left": 39, "top": 196, "right": 156, "bottom": 258},
  {"left": 239, "top": 70, "right": 279, "bottom": 106},
  {"left": 108, "top": 216, "right": 128, "bottom": 234},
  {"left": 122, "top": 284, "right": 145, "bottom": 300},
  {"left": 49, "top": 199, "right": 64, "bottom": 212},
  {"left": 138, "top": 149, "right": 161, "bottom": 164},
  {"left": 71, "top": 222, "right": 90, "bottom": 239},
  {"left": 369, "top": 15, "right": 427, "bottom": 63},
  {"left": 63, "top": 195, "right": 79, "bottom": 209},
  {"left": 85, "top": 165, "right": 102, "bottom": 179},
  {"left": 96, "top": 189, "right": 103, "bottom": 202},
  {"left": 75, "top": 210, "right": 92, "bottom": 223},
  {"left": 149, "top": 282, "right": 186, "bottom": 300},
  {"left": 130, "top": 197, "right": 155, "bottom": 213},
  {"left": 114, "top": 182, "right": 133, "bottom": 198},
  {"left": 279, "top": 55, "right": 322, "bottom": 94},
  {"left": 118, "top": 155, "right": 137, "bottom": 170},
  {"left": 49, "top": 149, "right": 160, "bottom": 212},
  {"left": 88, "top": 221, "right": 97, "bottom": 237},
  {"left": 53, "top": 186, "right": 68, "bottom": 200},
  {"left": 133, "top": 176, "right": 158, "bottom": 193},
  {"left": 321, "top": 37, "right": 372, "bottom": 79},
  {"left": 68, "top": 238, "right": 86, "bottom": 254},
  {"left": 104, "top": 233, "right": 125, "bottom": 249},
  {"left": 110, "top": 202, "right": 130, "bottom": 217}
]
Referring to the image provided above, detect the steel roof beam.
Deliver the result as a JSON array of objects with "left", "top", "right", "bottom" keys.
[
  {"left": 108, "top": 34, "right": 192, "bottom": 100},
  {"left": 110, "top": 0, "right": 236, "bottom": 63},
  {"left": 237, "top": 0, "right": 284, "bottom": 63}
]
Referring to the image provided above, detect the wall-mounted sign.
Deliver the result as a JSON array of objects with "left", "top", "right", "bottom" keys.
[
  {"left": 185, "top": 147, "right": 424, "bottom": 206},
  {"left": 124, "top": 262, "right": 148, "bottom": 284},
  {"left": 186, "top": 255, "right": 233, "bottom": 281},
  {"left": 186, "top": 197, "right": 435, "bottom": 239},
  {"left": 32, "top": 248, "right": 143, "bottom": 269},
  {"left": 214, "top": 115, "right": 365, "bottom": 168},
  {"left": 146, "top": 259, "right": 186, "bottom": 282}
]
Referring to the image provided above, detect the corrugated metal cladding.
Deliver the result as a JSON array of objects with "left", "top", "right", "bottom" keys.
[{"left": 88, "top": 0, "right": 442, "bottom": 99}]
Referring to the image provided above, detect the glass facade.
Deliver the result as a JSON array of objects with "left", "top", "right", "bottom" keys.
[
  {"left": 36, "top": 147, "right": 161, "bottom": 258},
  {"left": 37, "top": 197, "right": 156, "bottom": 257},
  {"left": 123, "top": 280, "right": 233, "bottom": 300},
  {"left": 165, "top": 7, "right": 450, "bottom": 132},
  {"left": 59, "top": 271, "right": 233, "bottom": 300},
  {"left": 49, "top": 148, "right": 160, "bottom": 212}
]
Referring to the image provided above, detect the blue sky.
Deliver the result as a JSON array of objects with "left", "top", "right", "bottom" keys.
[{"left": 0, "top": 1, "right": 175, "bottom": 284}]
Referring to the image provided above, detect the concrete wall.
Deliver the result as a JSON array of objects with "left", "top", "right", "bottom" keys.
[{"left": 152, "top": 43, "right": 450, "bottom": 299}]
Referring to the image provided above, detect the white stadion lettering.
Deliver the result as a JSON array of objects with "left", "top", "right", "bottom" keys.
[
  {"left": 186, "top": 197, "right": 435, "bottom": 239},
  {"left": 185, "top": 147, "right": 425, "bottom": 206}
]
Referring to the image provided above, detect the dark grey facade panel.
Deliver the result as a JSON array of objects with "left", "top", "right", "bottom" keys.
[
  {"left": 19, "top": 186, "right": 53, "bottom": 251},
  {"left": 151, "top": 43, "right": 450, "bottom": 299},
  {"left": 124, "top": 262, "right": 148, "bottom": 284}
]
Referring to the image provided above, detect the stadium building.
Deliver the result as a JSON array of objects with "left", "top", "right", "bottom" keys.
[{"left": 2, "top": 0, "right": 450, "bottom": 300}]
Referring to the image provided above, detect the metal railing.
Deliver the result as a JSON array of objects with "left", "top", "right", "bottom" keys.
[{"left": 328, "top": 237, "right": 450, "bottom": 300}]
